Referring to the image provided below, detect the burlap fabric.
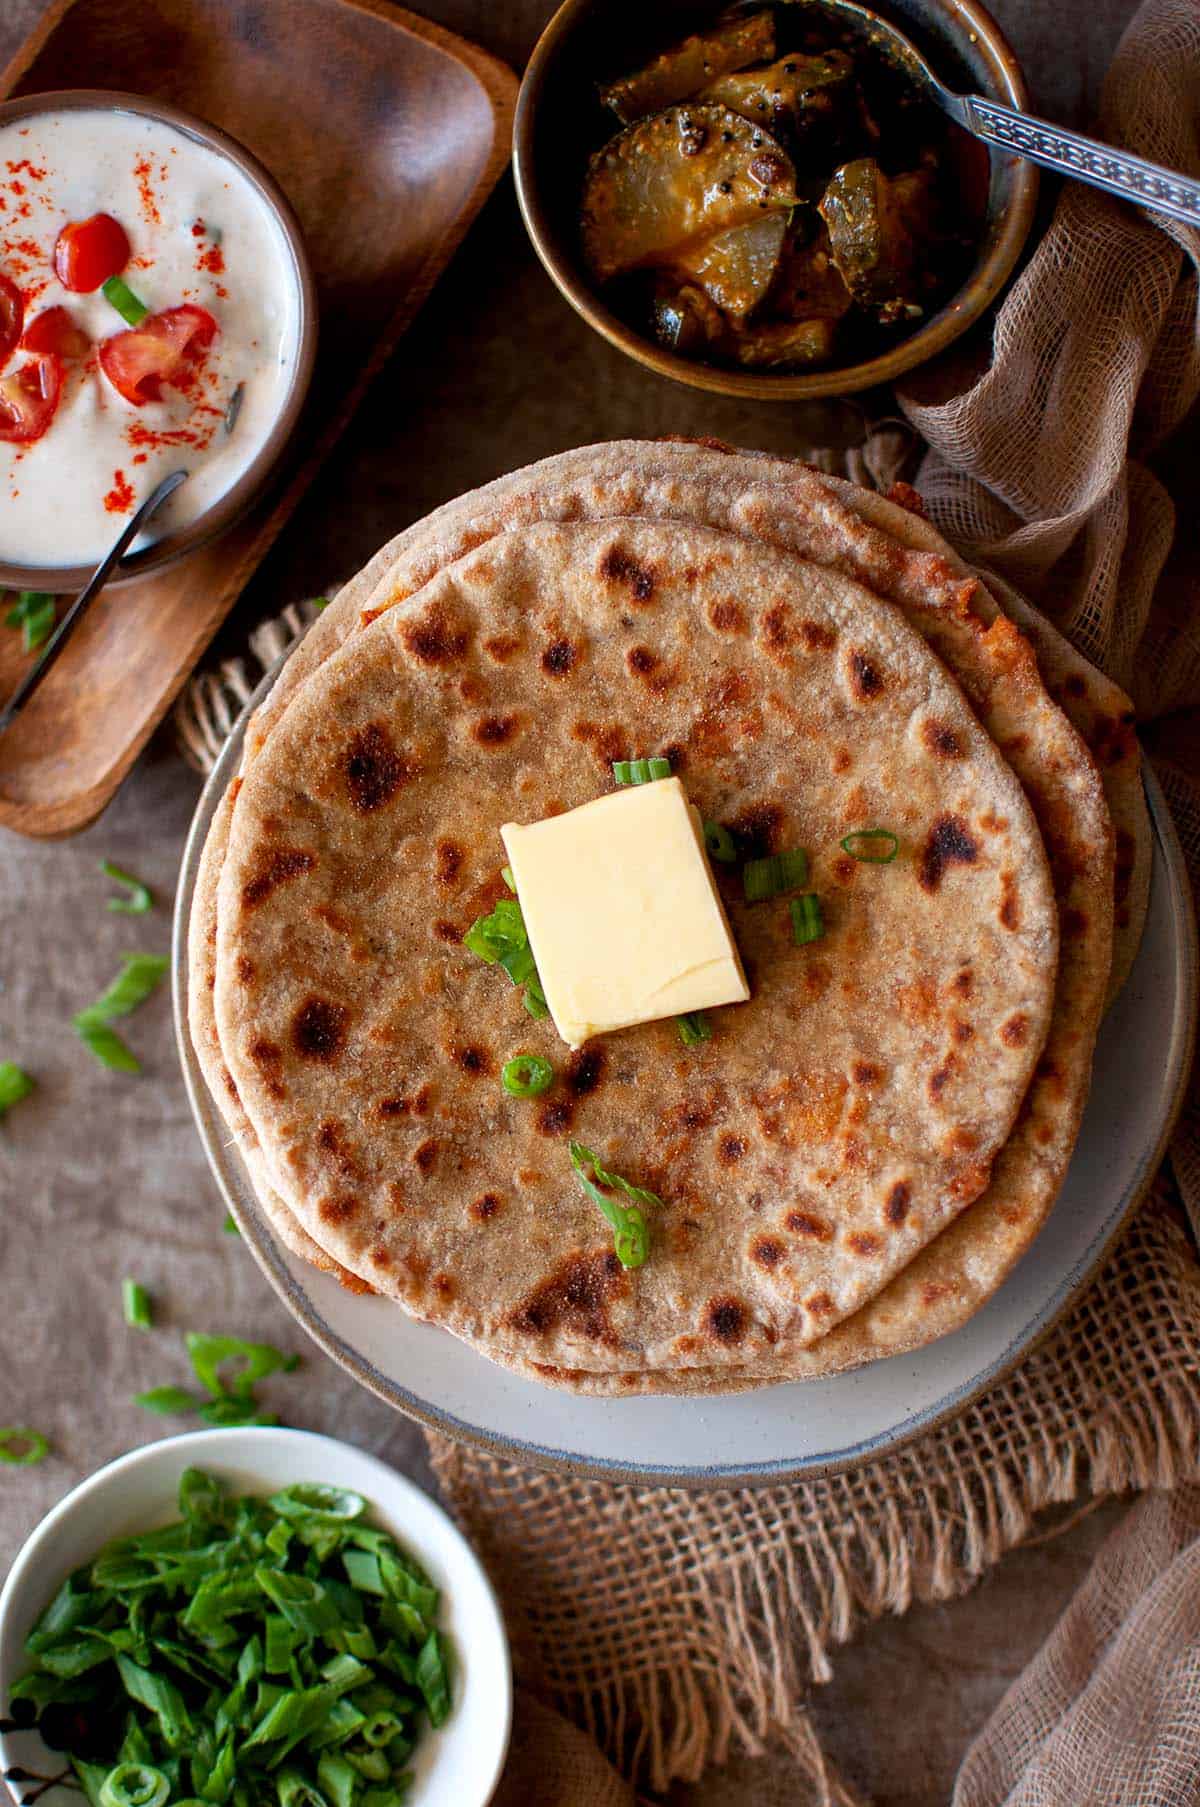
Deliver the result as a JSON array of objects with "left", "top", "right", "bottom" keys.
[{"left": 177, "top": 1, "right": 1200, "bottom": 1796}]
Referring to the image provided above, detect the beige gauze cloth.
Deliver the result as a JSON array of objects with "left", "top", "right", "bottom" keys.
[
  {"left": 177, "top": 3, "right": 1200, "bottom": 1798},
  {"left": 428, "top": 0, "right": 1200, "bottom": 1799}
]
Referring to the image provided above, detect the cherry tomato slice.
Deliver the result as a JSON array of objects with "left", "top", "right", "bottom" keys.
[
  {"left": 54, "top": 212, "right": 131, "bottom": 293},
  {"left": 98, "top": 304, "right": 218, "bottom": 406},
  {"left": 20, "top": 306, "right": 90, "bottom": 360},
  {"left": 0, "top": 354, "right": 63, "bottom": 443},
  {"left": 0, "top": 272, "right": 24, "bottom": 367}
]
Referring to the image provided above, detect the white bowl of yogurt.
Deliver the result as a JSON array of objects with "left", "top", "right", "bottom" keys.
[{"left": 0, "top": 90, "right": 316, "bottom": 589}]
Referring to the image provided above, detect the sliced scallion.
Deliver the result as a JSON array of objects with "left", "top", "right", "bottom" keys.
[
  {"left": 743, "top": 848, "right": 809, "bottom": 902},
  {"left": 676, "top": 1012, "right": 712, "bottom": 1047},
  {"left": 840, "top": 828, "right": 900, "bottom": 864},
  {"left": 134, "top": 1386, "right": 204, "bottom": 1416},
  {"left": 101, "top": 861, "right": 153, "bottom": 915},
  {"left": 0, "top": 1426, "right": 49, "bottom": 1464},
  {"left": 501, "top": 865, "right": 516, "bottom": 892},
  {"left": 222, "top": 1213, "right": 239, "bottom": 1234},
  {"left": 0, "top": 1060, "right": 35, "bottom": 1117},
  {"left": 703, "top": 820, "right": 737, "bottom": 863},
  {"left": 123, "top": 1278, "right": 153, "bottom": 1330},
  {"left": 102, "top": 275, "right": 149, "bottom": 326},
  {"left": 790, "top": 893, "right": 825, "bottom": 945},
  {"left": 6, "top": 590, "right": 56, "bottom": 653},
  {"left": 568, "top": 1141, "right": 660, "bottom": 1269},
  {"left": 612, "top": 756, "right": 671, "bottom": 786},
  {"left": 463, "top": 889, "right": 547, "bottom": 1020},
  {"left": 501, "top": 1054, "right": 553, "bottom": 1097},
  {"left": 98, "top": 1762, "right": 169, "bottom": 1807},
  {"left": 73, "top": 953, "right": 168, "bottom": 1074}
]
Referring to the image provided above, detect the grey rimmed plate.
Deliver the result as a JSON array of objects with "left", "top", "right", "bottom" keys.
[{"left": 174, "top": 673, "right": 1196, "bottom": 1489}]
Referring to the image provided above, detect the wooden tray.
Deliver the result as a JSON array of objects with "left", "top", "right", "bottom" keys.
[{"left": 0, "top": 0, "right": 517, "bottom": 838}]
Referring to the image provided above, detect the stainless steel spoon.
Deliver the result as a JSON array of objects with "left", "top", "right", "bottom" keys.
[
  {"left": 0, "top": 469, "right": 188, "bottom": 738},
  {"left": 812, "top": 0, "right": 1200, "bottom": 229}
]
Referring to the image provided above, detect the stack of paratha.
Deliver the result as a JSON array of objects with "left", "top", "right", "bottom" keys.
[{"left": 188, "top": 441, "right": 1148, "bottom": 1394}]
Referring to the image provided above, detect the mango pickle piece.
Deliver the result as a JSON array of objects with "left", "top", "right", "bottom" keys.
[
  {"left": 651, "top": 281, "right": 728, "bottom": 356},
  {"left": 771, "top": 224, "right": 852, "bottom": 322},
  {"left": 670, "top": 211, "right": 788, "bottom": 317},
  {"left": 818, "top": 157, "right": 935, "bottom": 319},
  {"left": 699, "top": 50, "right": 854, "bottom": 146},
  {"left": 599, "top": 11, "right": 776, "bottom": 124},
  {"left": 582, "top": 105, "right": 798, "bottom": 285},
  {"left": 727, "top": 316, "right": 838, "bottom": 368}
]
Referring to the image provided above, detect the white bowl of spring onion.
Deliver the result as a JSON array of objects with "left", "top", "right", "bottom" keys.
[{"left": 0, "top": 1427, "right": 512, "bottom": 1807}]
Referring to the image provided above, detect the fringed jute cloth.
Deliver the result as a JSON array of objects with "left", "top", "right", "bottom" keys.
[{"left": 176, "top": 1, "right": 1200, "bottom": 1796}]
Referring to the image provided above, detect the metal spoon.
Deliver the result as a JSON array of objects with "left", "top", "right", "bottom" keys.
[
  {"left": 810, "top": 0, "right": 1200, "bottom": 229},
  {"left": 0, "top": 469, "right": 188, "bottom": 737}
]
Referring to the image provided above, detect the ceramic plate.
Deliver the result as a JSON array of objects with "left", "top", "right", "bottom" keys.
[{"left": 175, "top": 676, "right": 1197, "bottom": 1487}]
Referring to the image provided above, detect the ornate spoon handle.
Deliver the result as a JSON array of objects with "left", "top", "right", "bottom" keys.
[{"left": 962, "top": 96, "right": 1200, "bottom": 229}]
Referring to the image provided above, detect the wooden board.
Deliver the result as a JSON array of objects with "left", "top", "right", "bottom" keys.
[{"left": 0, "top": 0, "right": 517, "bottom": 837}]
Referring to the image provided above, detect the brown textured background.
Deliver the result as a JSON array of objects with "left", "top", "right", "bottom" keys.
[{"left": 0, "top": 0, "right": 1169, "bottom": 1800}]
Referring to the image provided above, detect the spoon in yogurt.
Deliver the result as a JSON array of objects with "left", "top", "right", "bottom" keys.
[{"left": 0, "top": 468, "right": 187, "bottom": 737}]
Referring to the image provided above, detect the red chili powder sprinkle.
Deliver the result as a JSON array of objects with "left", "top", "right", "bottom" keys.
[
  {"left": 191, "top": 218, "right": 205, "bottom": 238},
  {"left": 197, "top": 244, "right": 225, "bottom": 275},
  {"left": 6, "top": 159, "right": 46, "bottom": 180},
  {"left": 133, "top": 157, "right": 161, "bottom": 226},
  {"left": 104, "top": 470, "right": 135, "bottom": 514}
]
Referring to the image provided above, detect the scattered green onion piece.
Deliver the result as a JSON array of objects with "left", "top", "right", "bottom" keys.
[
  {"left": 501, "top": 865, "right": 516, "bottom": 891},
  {"left": 222, "top": 1213, "right": 239, "bottom": 1234},
  {"left": 0, "top": 1060, "right": 35, "bottom": 1116},
  {"left": 102, "top": 275, "right": 149, "bottom": 326},
  {"left": 568, "top": 1141, "right": 660, "bottom": 1270},
  {"left": 498, "top": 942, "right": 535, "bottom": 986},
  {"left": 6, "top": 590, "right": 56, "bottom": 653},
  {"left": 99, "top": 1762, "right": 170, "bottom": 1807},
  {"left": 73, "top": 953, "right": 169, "bottom": 1073},
  {"left": 612, "top": 756, "right": 671, "bottom": 786},
  {"left": 223, "top": 381, "right": 245, "bottom": 436},
  {"left": 703, "top": 821, "right": 737, "bottom": 863},
  {"left": 743, "top": 848, "right": 809, "bottom": 902},
  {"left": 464, "top": 891, "right": 547, "bottom": 1020},
  {"left": 0, "top": 1426, "right": 49, "bottom": 1464},
  {"left": 102, "top": 860, "right": 153, "bottom": 915},
  {"left": 522, "top": 972, "right": 549, "bottom": 1020},
  {"left": 74, "top": 1017, "right": 141, "bottom": 1072},
  {"left": 311, "top": 596, "right": 331, "bottom": 613},
  {"left": 501, "top": 1054, "right": 554, "bottom": 1097},
  {"left": 123, "top": 1278, "right": 154, "bottom": 1330},
  {"left": 840, "top": 827, "right": 900, "bottom": 864},
  {"left": 185, "top": 1331, "right": 298, "bottom": 1400},
  {"left": 134, "top": 1386, "right": 204, "bottom": 1416},
  {"left": 790, "top": 893, "right": 825, "bottom": 945},
  {"left": 676, "top": 1011, "right": 712, "bottom": 1048}
]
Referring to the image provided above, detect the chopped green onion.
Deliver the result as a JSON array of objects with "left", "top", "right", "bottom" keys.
[
  {"left": 743, "top": 848, "right": 809, "bottom": 902},
  {"left": 612, "top": 756, "right": 671, "bottom": 786},
  {"left": 6, "top": 590, "right": 56, "bottom": 653},
  {"left": 840, "top": 828, "right": 900, "bottom": 864},
  {"left": 676, "top": 1012, "right": 711, "bottom": 1047},
  {"left": 790, "top": 893, "right": 825, "bottom": 944},
  {"left": 123, "top": 1278, "right": 154, "bottom": 1330},
  {"left": 98, "top": 1762, "right": 169, "bottom": 1807},
  {"left": 0, "top": 1426, "right": 49, "bottom": 1464},
  {"left": 703, "top": 820, "right": 737, "bottom": 863},
  {"left": 185, "top": 1331, "right": 298, "bottom": 1399},
  {"left": 102, "top": 860, "right": 153, "bottom": 915},
  {"left": 464, "top": 891, "right": 547, "bottom": 1020},
  {"left": 73, "top": 953, "right": 168, "bottom": 1073},
  {"left": 501, "top": 865, "right": 516, "bottom": 891},
  {"left": 522, "top": 972, "right": 549, "bottom": 1020},
  {"left": 222, "top": 1213, "right": 239, "bottom": 1234},
  {"left": 568, "top": 1141, "right": 660, "bottom": 1269},
  {"left": 102, "top": 275, "right": 149, "bottom": 326},
  {"left": 223, "top": 381, "right": 245, "bottom": 436},
  {"left": 415, "top": 1630, "right": 451, "bottom": 1727},
  {"left": 0, "top": 1060, "right": 35, "bottom": 1117},
  {"left": 501, "top": 1054, "right": 554, "bottom": 1097},
  {"left": 134, "top": 1386, "right": 204, "bottom": 1416},
  {"left": 311, "top": 597, "right": 331, "bottom": 613}
]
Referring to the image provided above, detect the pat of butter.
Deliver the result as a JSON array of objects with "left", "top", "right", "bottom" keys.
[{"left": 501, "top": 778, "right": 749, "bottom": 1049}]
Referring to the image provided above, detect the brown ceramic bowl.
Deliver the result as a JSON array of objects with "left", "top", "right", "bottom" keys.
[
  {"left": 514, "top": 0, "right": 1037, "bottom": 400},
  {"left": 0, "top": 89, "right": 316, "bottom": 593}
]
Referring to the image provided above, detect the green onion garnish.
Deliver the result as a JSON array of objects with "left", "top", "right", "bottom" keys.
[
  {"left": 0, "top": 1426, "right": 49, "bottom": 1464},
  {"left": 222, "top": 1212, "right": 240, "bottom": 1234},
  {"left": 123, "top": 1278, "right": 153, "bottom": 1330},
  {"left": 10, "top": 1465, "right": 452, "bottom": 1798},
  {"left": 73, "top": 953, "right": 168, "bottom": 1073},
  {"left": 102, "top": 860, "right": 153, "bottom": 915},
  {"left": 0, "top": 1059, "right": 35, "bottom": 1117},
  {"left": 186, "top": 1331, "right": 299, "bottom": 1400},
  {"left": 501, "top": 865, "right": 516, "bottom": 891},
  {"left": 102, "top": 275, "right": 149, "bottom": 326},
  {"left": 703, "top": 821, "right": 737, "bottom": 863},
  {"left": 743, "top": 848, "right": 809, "bottom": 902},
  {"left": 464, "top": 888, "right": 547, "bottom": 1019},
  {"left": 568, "top": 1141, "right": 660, "bottom": 1269},
  {"left": 501, "top": 1054, "right": 554, "bottom": 1097},
  {"left": 134, "top": 1385, "right": 203, "bottom": 1415},
  {"left": 612, "top": 756, "right": 671, "bottom": 786},
  {"left": 790, "top": 893, "right": 825, "bottom": 944},
  {"left": 676, "top": 1011, "right": 712, "bottom": 1047},
  {"left": 840, "top": 828, "right": 900, "bottom": 864},
  {"left": 6, "top": 590, "right": 56, "bottom": 653}
]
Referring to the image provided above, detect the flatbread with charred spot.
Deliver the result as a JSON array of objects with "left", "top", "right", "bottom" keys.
[{"left": 213, "top": 516, "right": 1056, "bottom": 1373}]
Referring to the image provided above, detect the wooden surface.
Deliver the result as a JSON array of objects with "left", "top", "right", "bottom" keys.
[
  {"left": 0, "top": 0, "right": 516, "bottom": 838},
  {"left": 0, "top": 0, "right": 1160, "bottom": 1800}
]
